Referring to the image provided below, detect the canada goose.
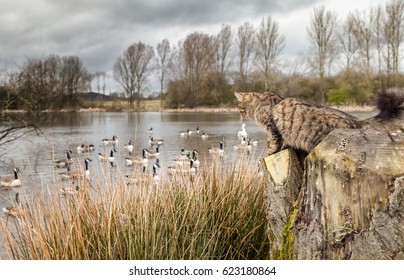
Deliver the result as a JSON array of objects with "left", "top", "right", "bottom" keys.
[
  {"left": 168, "top": 158, "right": 196, "bottom": 176},
  {"left": 238, "top": 123, "right": 248, "bottom": 139},
  {"left": 125, "top": 148, "right": 148, "bottom": 167},
  {"left": 98, "top": 148, "right": 116, "bottom": 167},
  {"left": 127, "top": 160, "right": 160, "bottom": 185},
  {"left": 102, "top": 135, "right": 118, "bottom": 146},
  {"left": 190, "top": 126, "right": 200, "bottom": 134},
  {"left": 124, "top": 140, "right": 134, "bottom": 155},
  {"left": 2, "top": 192, "right": 23, "bottom": 219},
  {"left": 0, "top": 167, "right": 22, "bottom": 188},
  {"left": 148, "top": 127, "right": 154, "bottom": 135},
  {"left": 208, "top": 140, "right": 224, "bottom": 156},
  {"left": 149, "top": 136, "right": 164, "bottom": 146},
  {"left": 60, "top": 158, "right": 92, "bottom": 180},
  {"left": 179, "top": 129, "right": 191, "bottom": 136},
  {"left": 191, "top": 150, "right": 200, "bottom": 169},
  {"left": 55, "top": 150, "right": 73, "bottom": 168},
  {"left": 77, "top": 144, "right": 95, "bottom": 154},
  {"left": 201, "top": 131, "right": 209, "bottom": 139},
  {"left": 233, "top": 138, "right": 252, "bottom": 151},
  {"left": 146, "top": 145, "right": 160, "bottom": 158}
]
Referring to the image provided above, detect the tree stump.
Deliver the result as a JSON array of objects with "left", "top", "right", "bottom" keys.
[
  {"left": 263, "top": 129, "right": 404, "bottom": 259},
  {"left": 262, "top": 148, "right": 303, "bottom": 259}
]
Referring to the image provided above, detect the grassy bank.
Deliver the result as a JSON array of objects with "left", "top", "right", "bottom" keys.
[
  {"left": 80, "top": 99, "right": 375, "bottom": 113},
  {"left": 1, "top": 157, "right": 270, "bottom": 260}
]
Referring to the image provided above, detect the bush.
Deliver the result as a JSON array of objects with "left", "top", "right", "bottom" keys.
[{"left": 326, "top": 88, "right": 354, "bottom": 105}]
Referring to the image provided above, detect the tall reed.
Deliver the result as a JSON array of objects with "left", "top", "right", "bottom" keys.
[{"left": 1, "top": 156, "right": 270, "bottom": 259}]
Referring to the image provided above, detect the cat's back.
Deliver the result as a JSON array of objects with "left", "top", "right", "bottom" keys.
[{"left": 272, "top": 97, "right": 360, "bottom": 151}]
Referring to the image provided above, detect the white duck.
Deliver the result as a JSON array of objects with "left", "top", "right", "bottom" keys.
[{"left": 238, "top": 123, "right": 248, "bottom": 139}]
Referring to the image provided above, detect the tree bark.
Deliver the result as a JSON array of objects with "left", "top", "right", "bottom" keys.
[{"left": 263, "top": 129, "right": 404, "bottom": 259}]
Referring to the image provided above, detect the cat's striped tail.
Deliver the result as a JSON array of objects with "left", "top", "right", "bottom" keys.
[{"left": 374, "top": 87, "right": 404, "bottom": 120}]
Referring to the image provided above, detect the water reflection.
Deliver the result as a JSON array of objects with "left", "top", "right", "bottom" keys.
[{"left": 0, "top": 111, "right": 267, "bottom": 232}]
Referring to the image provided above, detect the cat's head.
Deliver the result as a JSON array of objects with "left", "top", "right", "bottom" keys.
[
  {"left": 234, "top": 92, "right": 254, "bottom": 117},
  {"left": 235, "top": 91, "right": 283, "bottom": 117}
]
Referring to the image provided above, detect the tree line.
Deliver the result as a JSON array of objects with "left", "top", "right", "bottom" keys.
[{"left": 2, "top": 0, "right": 404, "bottom": 113}]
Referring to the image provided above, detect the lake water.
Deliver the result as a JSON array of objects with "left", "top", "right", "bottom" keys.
[{"left": 0, "top": 110, "right": 376, "bottom": 258}]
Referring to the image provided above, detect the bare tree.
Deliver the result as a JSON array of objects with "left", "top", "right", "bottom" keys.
[
  {"left": 113, "top": 42, "right": 155, "bottom": 107},
  {"left": 373, "top": 5, "right": 385, "bottom": 77},
  {"left": 307, "top": 6, "right": 337, "bottom": 103},
  {"left": 235, "top": 22, "right": 256, "bottom": 89},
  {"left": 256, "top": 16, "right": 285, "bottom": 91},
  {"left": 156, "top": 39, "right": 175, "bottom": 106},
  {"left": 384, "top": 0, "right": 404, "bottom": 82},
  {"left": 214, "top": 24, "right": 233, "bottom": 103},
  {"left": 179, "top": 32, "right": 215, "bottom": 107},
  {"left": 0, "top": 64, "right": 40, "bottom": 148},
  {"left": 336, "top": 13, "right": 359, "bottom": 75},
  {"left": 351, "top": 10, "right": 375, "bottom": 80},
  {"left": 60, "top": 56, "right": 89, "bottom": 107},
  {"left": 18, "top": 55, "right": 62, "bottom": 110},
  {"left": 91, "top": 71, "right": 107, "bottom": 94}
]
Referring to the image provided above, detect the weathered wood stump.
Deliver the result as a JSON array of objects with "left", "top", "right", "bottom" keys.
[{"left": 263, "top": 129, "right": 404, "bottom": 259}]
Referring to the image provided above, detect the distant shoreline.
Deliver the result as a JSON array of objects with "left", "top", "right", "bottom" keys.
[
  {"left": 77, "top": 105, "right": 377, "bottom": 113},
  {"left": 4, "top": 105, "right": 377, "bottom": 114}
]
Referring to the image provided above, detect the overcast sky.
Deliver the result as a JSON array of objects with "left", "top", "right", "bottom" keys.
[{"left": 0, "top": 0, "right": 387, "bottom": 92}]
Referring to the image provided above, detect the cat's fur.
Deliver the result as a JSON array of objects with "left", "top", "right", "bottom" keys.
[{"left": 235, "top": 88, "right": 404, "bottom": 155}]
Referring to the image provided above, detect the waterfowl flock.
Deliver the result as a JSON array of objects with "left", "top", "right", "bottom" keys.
[{"left": 1, "top": 122, "right": 261, "bottom": 220}]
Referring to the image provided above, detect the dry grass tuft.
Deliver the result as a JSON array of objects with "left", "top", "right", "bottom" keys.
[{"left": 1, "top": 157, "right": 270, "bottom": 260}]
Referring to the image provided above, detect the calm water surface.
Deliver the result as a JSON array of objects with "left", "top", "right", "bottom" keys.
[
  {"left": 0, "top": 111, "right": 271, "bottom": 258},
  {"left": 0, "top": 110, "right": 376, "bottom": 258}
]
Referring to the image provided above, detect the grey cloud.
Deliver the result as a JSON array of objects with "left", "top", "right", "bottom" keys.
[{"left": 0, "top": 0, "right": 322, "bottom": 74}]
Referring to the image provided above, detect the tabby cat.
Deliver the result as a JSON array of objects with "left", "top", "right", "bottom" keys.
[{"left": 235, "top": 88, "right": 404, "bottom": 155}]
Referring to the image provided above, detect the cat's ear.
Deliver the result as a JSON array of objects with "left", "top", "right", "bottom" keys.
[{"left": 234, "top": 92, "right": 243, "bottom": 102}]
